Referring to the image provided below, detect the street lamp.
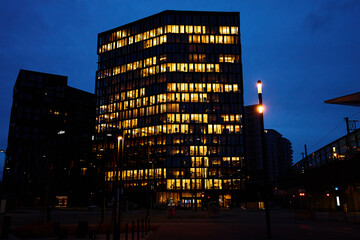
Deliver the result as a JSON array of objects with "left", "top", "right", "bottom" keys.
[
  {"left": 147, "top": 140, "right": 153, "bottom": 217},
  {"left": 257, "top": 80, "right": 271, "bottom": 238},
  {"left": 113, "top": 134, "right": 124, "bottom": 240}
]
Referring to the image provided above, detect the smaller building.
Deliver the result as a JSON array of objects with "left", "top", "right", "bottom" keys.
[
  {"left": 3, "top": 70, "right": 96, "bottom": 208},
  {"left": 265, "top": 129, "right": 293, "bottom": 184},
  {"left": 244, "top": 105, "right": 293, "bottom": 186}
]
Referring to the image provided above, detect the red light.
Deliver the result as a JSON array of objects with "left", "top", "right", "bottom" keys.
[{"left": 208, "top": 196, "right": 210, "bottom": 199}]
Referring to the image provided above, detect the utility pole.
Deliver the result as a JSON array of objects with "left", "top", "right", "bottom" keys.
[{"left": 345, "top": 117, "right": 350, "bottom": 135}]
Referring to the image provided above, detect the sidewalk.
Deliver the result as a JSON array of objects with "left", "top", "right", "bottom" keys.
[{"left": 2, "top": 208, "right": 360, "bottom": 239}]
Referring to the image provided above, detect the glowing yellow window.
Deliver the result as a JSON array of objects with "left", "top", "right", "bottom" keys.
[
  {"left": 225, "top": 84, "right": 232, "bottom": 92},
  {"left": 224, "top": 36, "right": 234, "bottom": 44},
  {"left": 181, "top": 124, "right": 188, "bottom": 134},
  {"left": 130, "top": 100, "right": 135, "bottom": 108},
  {"left": 160, "top": 104, "right": 166, "bottom": 113},
  {"left": 193, "top": 35, "right": 201, "bottom": 43},
  {"left": 235, "top": 125, "right": 241, "bottom": 133},
  {"left": 154, "top": 125, "right": 161, "bottom": 135},
  {"left": 178, "top": 63, "right": 185, "bottom": 72},
  {"left": 178, "top": 83, "right": 186, "bottom": 92},
  {"left": 167, "top": 114, "right": 175, "bottom": 123},
  {"left": 189, "top": 64, "right": 194, "bottom": 72},
  {"left": 208, "top": 125, "right": 213, "bottom": 134},
  {"left": 231, "top": 26, "right": 238, "bottom": 34},
  {"left": 233, "top": 84, "right": 239, "bottom": 92},
  {"left": 190, "top": 146, "right": 196, "bottom": 155},
  {"left": 194, "top": 26, "right": 201, "bottom": 34},
  {"left": 214, "top": 124, "right": 222, "bottom": 134},
  {"left": 186, "top": 25, "right": 193, "bottom": 34},
  {"left": 219, "top": 26, "right": 230, "bottom": 34},
  {"left": 190, "top": 93, "right": 198, "bottom": 102},
  {"left": 210, "top": 35, "right": 215, "bottom": 43},
  {"left": 201, "top": 35, "right": 209, "bottom": 44},
  {"left": 172, "top": 25, "right": 179, "bottom": 33},
  {"left": 206, "top": 64, "right": 214, "bottom": 72},
  {"left": 161, "top": 64, "right": 166, "bottom": 73},
  {"left": 149, "top": 66, "right": 155, "bottom": 75},
  {"left": 135, "top": 34, "right": 141, "bottom": 42},
  {"left": 157, "top": 27, "right": 163, "bottom": 35},
  {"left": 203, "top": 114, "right": 208, "bottom": 123},
  {"left": 128, "top": 36, "right": 134, "bottom": 44},
  {"left": 182, "top": 114, "right": 190, "bottom": 123},
  {"left": 116, "top": 31, "right": 122, "bottom": 39},
  {"left": 188, "top": 83, "right": 194, "bottom": 92},
  {"left": 199, "top": 146, "right": 207, "bottom": 156},
  {"left": 217, "top": 35, "right": 224, "bottom": 44},
  {"left": 160, "top": 35, "right": 167, "bottom": 44},
  {"left": 195, "top": 83, "right": 204, "bottom": 92}
]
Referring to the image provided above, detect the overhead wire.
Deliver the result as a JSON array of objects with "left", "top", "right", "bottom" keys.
[{"left": 309, "top": 111, "right": 360, "bottom": 152}]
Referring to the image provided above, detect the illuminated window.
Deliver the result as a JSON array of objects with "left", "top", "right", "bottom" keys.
[
  {"left": 219, "top": 54, "right": 236, "bottom": 63},
  {"left": 219, "top": 26, "right": 230, "bottom": 34},
  {"left": 181, "top": 124, "right": 188, "bottom": 134},
  {"left": 55, "top": 196, "right": 68, "bottom": 208},
  {"left": 231, "top": 26, "right": 239, "bottom": 35},
  {"left": 185, "top": 25, "right": 193, "bottom": 34}
]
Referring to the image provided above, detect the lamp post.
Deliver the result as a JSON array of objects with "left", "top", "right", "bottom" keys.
[
  {"left": 113, "top": 134, "right": 124, "bottom": 240},
  {"left": 257, "top": 80, "right": 271, "bottom": 238},
  {"left": 147, "top": 140, "right": 152, "bottom": 217}
]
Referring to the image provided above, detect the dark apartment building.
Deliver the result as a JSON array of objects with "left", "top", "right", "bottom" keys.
[
  {"left": 244, "top": 105, "right": 293, "bottom": 186},
  {"left": 3, "top": 70, "right": 96, "bottom": 208},
  {"left": 265, "top": 129, "right": 293, "bottom": 183},
  {"left": 94, "top": 10, "right": 245, "bottom": 208}
]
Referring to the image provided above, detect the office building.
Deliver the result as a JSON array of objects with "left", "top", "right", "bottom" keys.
[
  {"left": 94, "top": 10, "right": 245, "bottom": 208},
  {"left": 3, "top": 70, "right": 96, "bottom": 207}
]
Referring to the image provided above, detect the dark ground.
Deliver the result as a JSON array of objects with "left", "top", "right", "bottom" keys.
[{"left": 1, "top": 207, "right": 360, "bottom": 239}]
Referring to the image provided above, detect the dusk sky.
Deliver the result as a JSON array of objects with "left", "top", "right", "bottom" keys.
[{"left": 0, "top": 0, "right": 359, "bottom": 170}]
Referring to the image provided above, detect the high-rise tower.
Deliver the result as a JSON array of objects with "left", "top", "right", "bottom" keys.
[{"left": 95, "top": 11, "right": 244, "bottom": 208}]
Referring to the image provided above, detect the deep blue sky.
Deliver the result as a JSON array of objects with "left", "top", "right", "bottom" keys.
[{"left": 1, "top": 0, "right": 360, "bottom": 171}]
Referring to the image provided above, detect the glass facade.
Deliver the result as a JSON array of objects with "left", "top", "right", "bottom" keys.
[{"left": 95, "top": 11, "right": 245, "bottom": 207}]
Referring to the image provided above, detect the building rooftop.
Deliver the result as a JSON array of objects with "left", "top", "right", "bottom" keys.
[{"left": 324, "top": 92, "right": 360, "bottom": 107}]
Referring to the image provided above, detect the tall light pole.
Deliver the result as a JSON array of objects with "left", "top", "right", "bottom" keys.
[
  {"left": 114, "top": 134, "right": 124, "bottom": 240},
  {"left": 147, "top": 140, "right": 152, "bottom": 217},
  {"left": 257, "top": 80, "right": 271, "bottom": 238}
]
